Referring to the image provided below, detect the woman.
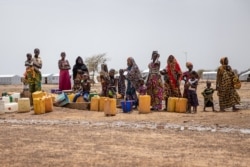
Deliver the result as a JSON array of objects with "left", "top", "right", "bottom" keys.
[
  {"left": 182, "top": 62, "right": 193, "bottom": 98},
  {"left": 126, "top": 57, "right": 142, "bottom": 107},
  {"left": 32, "top": 48, "right": 42, "bottom": 92},
  {"left": 58, "top": 52, "right": 71, "bottom": 90},
  {"left": 72, "top": 56, "right": 89, "bottom": 91},
  {"left": 161, "top": 55, "right": 182, "bottom": 109},
  {"left": 146, "top": 51, "right": 164, "bottom": 111},
  {"left": 216, "top": 57, "right": 240, "bottom": 111},
  {"left": 99, "top": 63, "right": 110, "bottom": 97}
]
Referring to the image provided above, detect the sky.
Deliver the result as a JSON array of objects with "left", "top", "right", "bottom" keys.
[{"left": 0, "top": 0, "right": 250, "bottom": 76}]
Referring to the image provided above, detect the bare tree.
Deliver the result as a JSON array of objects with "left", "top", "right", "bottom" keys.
[{"left": 85, "top": 53, "right": 109, "bottom": 84}]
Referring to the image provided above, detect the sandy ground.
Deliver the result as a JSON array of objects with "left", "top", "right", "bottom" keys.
[{"left": 0, "top": 81, "right": 250, "bottom": 167}]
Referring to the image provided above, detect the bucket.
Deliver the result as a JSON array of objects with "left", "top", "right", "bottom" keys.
[
  {"left": 167, "top": 97, "right": 178, "bottom": 112},
  {"left": 90, "top": 96, "right": 99, "bottom": 111},
  {"left": 33, "top": 98, "right": 45, "bottom": 114},
  {"left": 175, "top": 98, "right": 188, "bottom": 113},
  {"left": 18, "top": 98, "right": 30, "bottom": 113},
  {"left": 121, "top": 100, "right": 133, "bottom": 113},
  {"left": 55, "top": 93, "right": 69, "bottom": 107},
  {"left": 67, "top": 93, "right": 75, "bottom": 103},
  {"left": 0, "top": 100, "right": 5, "bottom": 114},
  {"left": 138, "top": 95, "right": 151, "bottom": 114},
  {"left": 4, "top": 102, "right": 18, "bottom": 113}
]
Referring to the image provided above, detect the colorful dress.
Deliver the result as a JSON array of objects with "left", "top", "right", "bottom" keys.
[
  {"left": 166, "top": 56, "right": 182, "bottom": 97},
  {"left": 29, "top": 56, "right": 42, "bottom": 93},
  {"left": 146, "top": 60, "right": 163, "bottom": 110},
  {"left": 100, "top": 64, "right": 110, "bottom": 97},
  {"left": 58, "top": 59, "right": 71, "bottom": 91},
  {"left": 216, "top": 57, "right": 240, "bottom": 109}
]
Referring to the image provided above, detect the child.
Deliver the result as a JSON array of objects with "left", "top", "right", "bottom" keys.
[
  {"left": 73, "top": 73, "right": 91, "bottom": 102},
  {"left": 202, "top": 81, "right": 216, "bottom": 112},
  {"left": 107, "top": 68, "right": 117, "bottom": 98},
  {"left": 186, "top": 71, "right": 199, "bottom": 113},
  {"left": 72, "top": 69, "right": 84, "bottom": 91},
  {"left": 117, "top": 69, "right": 126, "bottom": 99},
  {"left": 138, "top": 78, "right": 147, "bottom": 95}
]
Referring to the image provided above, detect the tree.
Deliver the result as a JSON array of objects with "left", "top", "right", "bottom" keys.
[{"left": 85, "top": 53, "right": 109, "bottom": 83}]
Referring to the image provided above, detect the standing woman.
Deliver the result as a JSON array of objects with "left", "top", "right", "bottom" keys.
[
  {"left": 166, "top": 55, "right": 182, "bottom": 97},
  {"left": 32, "top": 48, "right": 43, "bottom": 92},
  {"left": 216, "top": 57, "right": 240, "bottom": 111},
  {"left": 182, "top": 62, "right": 193, "bottom": 98},
  {"left": 72, "top": 56, "right": 89, "bottom": 90},
  {"left": 126, "top": 57, "right": 142, "bottom": 107},
  {"left": 99, "top": 63, "right": 110, "bottom": 97},
  {"left": 146, "top": 51, "right": 164, "bottom": 111},
  {"left": 58, "top": 52, "right": 71, "bottom": 90}
]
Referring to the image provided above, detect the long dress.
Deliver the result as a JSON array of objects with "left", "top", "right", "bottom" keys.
[
  {"left": 216, "top": 64, "right": 240, "bottom": 109},
  {"left": 58, "top": 59, "right": 71, "bottom": 91},
  {"left": 146, "top": 60, "right": 164, "bottom": 110}
]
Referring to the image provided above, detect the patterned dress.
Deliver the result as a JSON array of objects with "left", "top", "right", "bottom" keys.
[
  {"left": 216, "top": 59, "right": 240, "bottom": 109},
  {"left": 117, "top": 74, "right": 126, "bottom": 97},
  {"left": 146, "top": 60, "right": 164, "bottom": 110}
]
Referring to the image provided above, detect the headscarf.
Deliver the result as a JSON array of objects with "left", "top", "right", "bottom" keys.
[
  {"left": 166, "top": 55, "right": 182, "bottom": 87},
  {"left": 73, "top": 56, "right": 88, "bottom": 80},
  {"left": 220, "top": 57, "right": 228, "bottom": 65},
  {"left": 127, "top": 57, "right": 142, "bottom": 90}
]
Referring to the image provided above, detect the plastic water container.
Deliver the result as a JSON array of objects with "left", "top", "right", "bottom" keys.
[
  {"left": 167, "top": 97, "right": 178, "bottom": 112},
  {"left": 32, "top": 91, "right": 46, "bottom": 99},
  {"left": 104, "top": 98, "right": 117, "bottom": 116},
  {"left": 138, "top": 95, "right": 151, "bottom": 114},
  {"left": 18, "top": 98, "right": 31, "bottom": 113},
  {"left": 121, "top": 100, "right": 133, "bottom": 113},
  {"left": 90, "top": 96, "right": 99, "bottom": 111},
  {"left": 2, "top": 96, "right": 10, "bottom": 104},
  {"left": 67, "top": 93, "right": 75, "bottom": 103},
  {"left": 175, "top": 98, "right": 188, "bottom": 113},
  {"left": 4, "top": 102, "right": 18, "bottom": 113},
  {"left": 0, "top": 100, "right": 5, "bottom": 114},
  {"left": 89, "top": 92, "right": 99, "bottom": 101},
  {"left": 99, "top": 97, "right": 106, "bottom": 111},
  {"left": 33, "top": 98, "right": 45, "bottom": 114},
  {"left": 44, "top": 96, "right": 53, "bottom": 112},
  {"left": 12, "top": 92, "right": 21, "bottom": 102}
]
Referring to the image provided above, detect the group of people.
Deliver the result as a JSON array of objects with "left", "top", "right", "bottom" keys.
[{"left": 23, "top": 49, "right": 241, "bottom": 112}]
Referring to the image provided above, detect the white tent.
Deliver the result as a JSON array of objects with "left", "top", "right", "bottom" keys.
[
  {"left": 239, "top": 70, "right": 250, "bottom": 81},
  {"left": 42, "top": 74, "right": 53, "bottom": 84},
  {"left": 0, "top": 75, "right": 21, "bottom": 85},
  {"left": 202, "top": 71, "right": 217, "bottom": 80}
]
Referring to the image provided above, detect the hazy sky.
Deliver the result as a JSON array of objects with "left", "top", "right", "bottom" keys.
[{"left": 1, "top": 0, "right": 250, "bottom": 75}]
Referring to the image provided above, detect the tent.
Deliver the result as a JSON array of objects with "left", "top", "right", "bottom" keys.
[
  {"left": 202, "top": 71, "right": 217, "bottom": 80},
  {"left": 239, "top": 70, "right": 250, "bottom": 81}
]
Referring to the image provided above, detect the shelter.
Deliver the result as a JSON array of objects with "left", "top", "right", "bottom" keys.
[
  {"left": 202, "top": 71, "right": 217, "bottom": 80},
  {"left": 51, "top": 73, "right": 60, "bottom": 84},
  {"left": 0, "top": 75, "right": 21, "bottom": 85},
  {"left": 42, "top": 74, "right": 53, "bottom": 84},
  {"left": 239, "top": 70, "right": 250, "bottom": 81}
]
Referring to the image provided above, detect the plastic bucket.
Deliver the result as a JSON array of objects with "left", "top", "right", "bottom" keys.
[{"left": 121, "top": 100, "right": 133, "bottom": 113}]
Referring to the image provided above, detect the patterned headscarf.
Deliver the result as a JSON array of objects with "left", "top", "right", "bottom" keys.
[
  {"left": 220, "top": 57, "right": 228, "bottom": 65},
  {"left": 127, "top": 57, "right": 142, "bottom": 90},
  {"left": 166, "top": 55, "right": 182, "bottom": 87}
]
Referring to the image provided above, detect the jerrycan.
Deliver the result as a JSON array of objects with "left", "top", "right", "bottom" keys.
[
  {"left": 175, "top": 98, "right": 188, "bottom": 113},
  {"left": 90, "top": 95, "right": 99, "bottom": 111},
  {"left": 138, "top": 95, "right": 151, "bottom": 114},
  {"left": 32, "top": 91, "right": 46, "bottom": 100},
  {"left": 44, "top": 96, "right": 53, "bottom": 112},
  {"left": 167, "top": 97, "right": 178, "bottom": 112},
  {"left": 104, "top": 98, "right": 117, "bottom": 116},
  {"left": 67, "top": 93, "right": 75, "bottom": 103},
  {"left": 18, "top": 98, "right": 30, "bottom": 113},
  {"left": 0, "top": 100, "right": 5, "bottom": 114},
  {"left": 99, "top": 97, "right": 106, "bottom": 112},
  {"left": 33, "top": 98, "right": 45, "bottom": 114}
]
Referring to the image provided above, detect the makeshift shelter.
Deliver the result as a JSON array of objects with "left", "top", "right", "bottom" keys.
[{"left": 0, "top": 75, "right": 21, "bottom": 85}]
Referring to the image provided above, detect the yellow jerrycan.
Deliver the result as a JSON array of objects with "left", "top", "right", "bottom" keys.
[
  {"left": 104, "top": 98, "right": 117, "bottom": 116},
  {"left": 44, "top": 96, "right": 53, "bottom": 113},
  {"left": 167, "top": 97, "right": 178, "bottom": 112},
  {"left": 138, "top": 95, "right": 151, "bottom": 114},
  {"left": 99, "top": 97, "right": 106, "bottom": 111},
  {"left": 33, "top": 98, "right": 45, "bottom": 114},
  {"left": 175, "top": 98, "right": 188, "bottom": 113},
  {"left": 90, "top": 95, "right": 100, "bottom": 111}
]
